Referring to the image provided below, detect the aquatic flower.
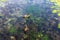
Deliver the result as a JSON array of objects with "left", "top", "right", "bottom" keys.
[
  {"left": 24, "top": 25, "right": 29, "bottom": 32},
  {"left": 23, "top": 14, "right": 30, "bottom": 18},
  {"left": 10, "top": 36, "right": 16, "bottom": 40}
]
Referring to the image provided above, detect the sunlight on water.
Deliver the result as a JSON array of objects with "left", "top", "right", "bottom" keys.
[
  {"left": 0, "top": 0, "right": 7, "bottom": 2},
  {"left": 50, "top": 0, "right": 60, "bottom": 16}
]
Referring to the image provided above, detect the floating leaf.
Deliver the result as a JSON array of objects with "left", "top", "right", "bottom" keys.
[
  {"left": 52, "top": 10, "right": 57, "bottom": 14},
  {"left": 57, "top": 13, "right": 60, "bottom": 16},
  {"left": 58, "top": 23, "right": 60, "bottom": 28}
]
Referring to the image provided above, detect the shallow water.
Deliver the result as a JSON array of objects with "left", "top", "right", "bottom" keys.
[{"left": 0, "top": 0, "right": 60, "bottom": 40}]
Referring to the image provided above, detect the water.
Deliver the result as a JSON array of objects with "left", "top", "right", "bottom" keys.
[{"left": 0, "top": 0, "right": 60, "bottom": 40}]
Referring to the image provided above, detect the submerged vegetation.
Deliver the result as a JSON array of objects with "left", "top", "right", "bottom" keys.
[{"left": 0, "top": 0, "right": 60, "bottom": 40}]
